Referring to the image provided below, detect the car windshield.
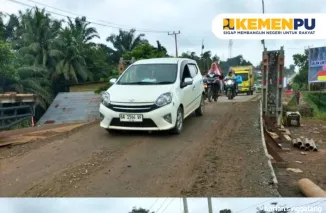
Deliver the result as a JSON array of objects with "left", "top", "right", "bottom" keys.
[
  {"left": 117, "top": 64, "right": 178, "bottom": 85},
  {"left": 237, "top": 73, "right": 249, "bottom": 81}
]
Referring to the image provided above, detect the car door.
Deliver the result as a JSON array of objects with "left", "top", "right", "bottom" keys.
[
  {"left": 188, "top": 63, "right": 202, "bottom": 111},
  {"left": 180, "top": 64, "right": 194, "bottom": 117}
]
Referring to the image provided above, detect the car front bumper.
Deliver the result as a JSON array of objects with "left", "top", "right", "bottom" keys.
[{"left": 99, "top": 103, "right": 177, "bottom": 131}]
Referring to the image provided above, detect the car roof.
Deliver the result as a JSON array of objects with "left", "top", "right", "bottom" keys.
[{"left": 133, "top": 57, "right": 196, "bottom": 65}]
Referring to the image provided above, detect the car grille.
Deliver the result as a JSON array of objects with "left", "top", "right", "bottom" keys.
[
  {"left": 107, "top": 103, "right": 158, "bottom": 113},
  {"left": 110, "top": 118, "right": 157, "bottom": 128}
]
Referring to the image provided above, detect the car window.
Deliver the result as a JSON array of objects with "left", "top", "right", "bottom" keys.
[
  {"left": 117, "top": 64, "right": 178, "bottom": 85},
  {"left": 181, "top": 65, "right": 192, "bottom": 81},
  {"left": 188, "top": 64, "right": 198, "bottom": 78},
  {"left": 237, "top": 73, "right": 249, "bottom": 81}
]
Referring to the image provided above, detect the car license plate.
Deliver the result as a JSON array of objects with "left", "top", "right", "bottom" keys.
[{"left": 119, "top": 114, "right": 143, "bottom": 122}]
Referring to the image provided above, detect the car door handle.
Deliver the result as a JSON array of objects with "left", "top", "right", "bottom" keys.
[{"left": 192, "top": 85, "right": 196, "bottom": 90}]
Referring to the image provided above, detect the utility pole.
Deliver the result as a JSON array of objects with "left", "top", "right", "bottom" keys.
[
  {"left": 201, "top": 39, "right": 204, "bottom": 56},
  {"left": 208, "top": 198, "right": 213, "bottom": 213},
  {"left": 183, "top": 198, "right": 189, "bottom": 213},
  {"left": 228, "top": 39, "right": 233, "bottom": 59},
  {"left": 261, "top": 0, "right": 266, "bottom": 49},
  {"left": 168, "top": 31, "right": 181, "bottom": 57}
]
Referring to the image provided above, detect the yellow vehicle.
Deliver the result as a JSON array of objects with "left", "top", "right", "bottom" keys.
[{"left": 230, "top": 65, "right": 255, "bottom": 95}]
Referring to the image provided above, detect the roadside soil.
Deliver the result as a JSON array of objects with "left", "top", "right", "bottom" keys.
[
  {"left": 0, "top": 95, "right": 278, "bottom": 197},
  {"left": 274, "top": 120, "right": 326, "bottom": 197}
]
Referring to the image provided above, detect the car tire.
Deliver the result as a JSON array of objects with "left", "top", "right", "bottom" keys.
[
  {"left": 170, "top": 106, "right": 183, "bottom": 134},
  {"left": 195, "top": 95, "right": 205, "bottom": 116}
]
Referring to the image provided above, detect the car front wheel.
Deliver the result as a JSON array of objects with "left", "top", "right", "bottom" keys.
[{"left": 170, "top": 106, "right": 183, "bottom": 134}]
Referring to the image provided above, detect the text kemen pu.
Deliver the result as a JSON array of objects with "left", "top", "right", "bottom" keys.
[{"left": 223, "top": 18, "right": 316, "bottom": 31}]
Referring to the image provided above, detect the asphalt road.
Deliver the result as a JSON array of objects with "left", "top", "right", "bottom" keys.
[{"left": 0, "top": 93, "right": 279, "bottom": 197}]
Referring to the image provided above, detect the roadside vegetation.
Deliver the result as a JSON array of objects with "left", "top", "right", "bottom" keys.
[{"left": 1, "top": 6, "right": 298, "bottom": 124}]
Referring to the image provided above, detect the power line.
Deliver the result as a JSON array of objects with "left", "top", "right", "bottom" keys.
[
  {"left": 233, "top": 198, "right": 275, "bottom": 213},
  {"left": 5, "top": 0, "right": 171, "bottom": 33},
  {"left": 148, "top": 198, "right": 160, "bottom": 213},
  {"left": 160, "top": 198, "right": 175, "bottom": 213},
  {"left": 311, "top": 200, "right": 326, "bottom": 207},
  {"left": 21, "top": 0, "right": 170, "bottom": 32},
  {"left": 289, "top": 199, "right": 325, "bottom": 209},
  {"left": 155, "top": 198, "right": 169, "bottom": 213}
]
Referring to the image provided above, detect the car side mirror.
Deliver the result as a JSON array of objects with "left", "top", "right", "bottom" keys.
[
  {"left": 109, "top": 78, "right": 117, "bottom": 84},
  {"left": 182, "top": 77, "right": 193, "bottom": 87}
]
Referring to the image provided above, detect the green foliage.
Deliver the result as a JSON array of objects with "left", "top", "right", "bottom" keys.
[
  {"left": 293, "top": 50, "right": 308, "bottom": 89},
  {"left": 129, "top": 207, "right": 154, "bottom": 213},
  {"left": 284, "top": 64, "right": 295, "bottom": 77},
  {"left": 123, "top": 42, "right": 168, "bottom": 60},
  {"left": 180, "top": 52, "right": 252, "bottom": 74},
  {"left": 0, "top": 41, "right": 18, "bottom": 93},
  {"left": 220, "top": 209, "right": 232, "bottom": 213},
  {"left": 303, "top": 92, "right": 326, "bottom": 120}
]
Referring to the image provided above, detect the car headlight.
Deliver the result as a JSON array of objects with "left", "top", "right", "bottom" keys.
[
  {"left": 101, "top": 91, "right": 110, "bottom": 106},
  {"left": 155, "top": 92, "right": 172, "bottom": 107}
]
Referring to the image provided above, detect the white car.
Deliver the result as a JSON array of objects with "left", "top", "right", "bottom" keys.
[{"left": 99, "top": 58, "right": 205, "bottom": 134}]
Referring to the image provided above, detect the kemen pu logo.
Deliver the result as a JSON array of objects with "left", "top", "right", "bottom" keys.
[
  {"left": 222, "top": 18, "right": 315, "bottom": 31},
  {"left": 212, "top": 13, "right": 326, "bottom": 39}
]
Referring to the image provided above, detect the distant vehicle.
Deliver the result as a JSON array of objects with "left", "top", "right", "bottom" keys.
[
  {"left": 255, "top": 83, "right": 262, "bottom": 93},
  {"left": 99, "top": 58, "right": 205, "bottom": 134},
  {"left": 230, "top": 65, "right": 255, "bottom": 95}
]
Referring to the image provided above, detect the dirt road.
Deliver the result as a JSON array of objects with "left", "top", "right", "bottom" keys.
[{"left": 0, "top": 94, "right": 279, "bottom": 197}]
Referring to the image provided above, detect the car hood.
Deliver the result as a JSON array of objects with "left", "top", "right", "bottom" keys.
[{"left": 108, "top": 84, "right": 174, "bottom": 103}]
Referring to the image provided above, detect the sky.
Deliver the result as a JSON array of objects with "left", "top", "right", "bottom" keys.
[
  {"left": 1, "top": 0, "right": 326, "bottom": 67},
  {"left": 1, "top": 198, "right": 326, "bottom": 213}
]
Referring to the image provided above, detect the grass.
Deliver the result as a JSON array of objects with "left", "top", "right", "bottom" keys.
[{"left": 302, "top": 92, "right": 326, "bottom": 121}]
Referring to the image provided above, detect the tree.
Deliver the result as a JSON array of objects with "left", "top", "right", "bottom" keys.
[
  {"left": 219, "top": 55, "right": 252, "bottom": 74},
  {"left": 220, "top": 209, "right": 232, "bottom": 213},
  {"left": 293, "top": 49, "right": 308, "bottom": 89},
  {"left": 0, "top": 41, "right": 18, "bottom": 92},
  {"left": 284, "top": 64, "right": 295, "bottom": 77},
  {"left": 0, "top": 40, "right": 52, "bottom": 108},
  {"left": 67, "top": 16, "right": 100, "bottom": 45},
  {"left": 123, "top": 42, "right": 168, "bottom": 60},
  {"left": 202, "top": 50, "right": 212, "bottom": 71},
  {"left": 55, "top": 27, "right": 89, "bottom": 83},
  {"left": 106, "top": 29, "right": 147, "bottom": 63},
  {"left": 84, "top": 43, "right": 116, "bottom": 81},
  {"left": 16, "top": 7, "right": 63, "bottom": 80},
  {"left": 129, "top": 207, "right": 154, "bottom": 213}
]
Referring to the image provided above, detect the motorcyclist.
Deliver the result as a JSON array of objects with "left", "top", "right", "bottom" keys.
[
  {"left": 207, "top": 62, "right": 222, "bottom": 95},
  {"left": 224, "top": 69, "right": 236, "bottom": 93},
  {"left": 235, "top": 74, "right": 243, "bottom": 93}
]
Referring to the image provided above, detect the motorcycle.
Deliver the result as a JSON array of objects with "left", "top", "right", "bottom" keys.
[
  {"left": 224, "top": 78, "right": 236, "bottom": 100},
  {"left": 203, "top": 73, "right": 222, "bottom": 102}
]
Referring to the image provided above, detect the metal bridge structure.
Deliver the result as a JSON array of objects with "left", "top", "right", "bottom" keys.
[{"left": 0, "top": 93, "right": 38, "bottom": 130}]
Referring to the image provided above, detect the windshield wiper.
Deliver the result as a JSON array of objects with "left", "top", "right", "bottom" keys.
[
  {"left": 118, "top": 81, "right": 173, "bottom": 85},
  {"left": 156, "top": 81, "right": 174, "bottom": 84},
  {"left": 118, "top": 82, "right": 154, "bottom": 85}
]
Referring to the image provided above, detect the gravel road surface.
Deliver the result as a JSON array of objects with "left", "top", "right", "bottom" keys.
[{"left": 0, "top": 94, "right": 279, "bottom": 197}]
